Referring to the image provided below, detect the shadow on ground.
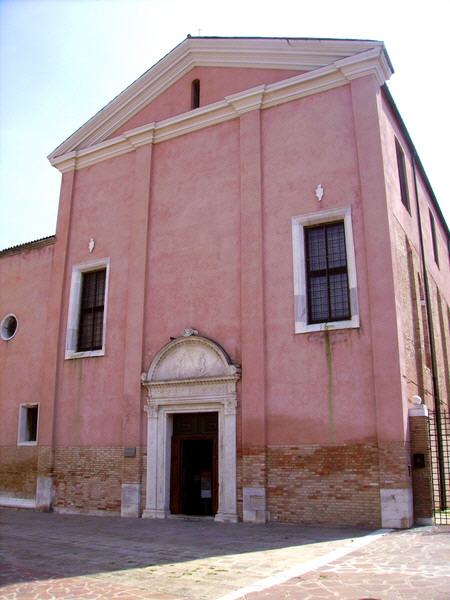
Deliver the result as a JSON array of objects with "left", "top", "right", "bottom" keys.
[{"left": 0, "top": 508, "right": 370, "bottom": 588}]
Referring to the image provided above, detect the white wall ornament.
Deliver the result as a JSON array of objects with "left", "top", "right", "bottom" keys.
[
  {"left": 182, "top": 328, "right": 198, "bottom": 337},
  {"left": 141, "top": 334, "right": 241, "bottom": 523},
  {"left": 315, "top": 184, "right": 324, "bottom": 202},
  {"left": 88, "top": 238, "right": 95, "bottom": 253}
]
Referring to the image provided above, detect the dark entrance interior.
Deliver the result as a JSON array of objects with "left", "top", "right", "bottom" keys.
[{"left": 170, "top": 412, "right": 218, "bottom": 516}]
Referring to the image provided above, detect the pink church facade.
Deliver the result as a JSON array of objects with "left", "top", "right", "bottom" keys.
[{"left": 1, "top": 37, "right": 449, "bottom": 528}]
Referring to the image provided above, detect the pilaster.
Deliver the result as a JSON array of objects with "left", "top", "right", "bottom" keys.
[
  {"left": 409, "top": 404, "right": 433, "bottom": 525},
  {"left": 237, "top": 105, "right": 268, "bottom": 522},
  {"left": 38, "top": 169, "right": 77, "bottom": 508},
  {"left": 142, "top": 405, "right": 162, "bottom": 518},
  {"left": 121, "top": 140, "right": 154, "bottom": 517},
  {"left": 350, "top": 75, "right": 412, "bottom": 528}
]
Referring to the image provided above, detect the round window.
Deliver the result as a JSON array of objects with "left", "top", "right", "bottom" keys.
[{"left": 1, "top": 314, "right": 18, "bottom": 341}]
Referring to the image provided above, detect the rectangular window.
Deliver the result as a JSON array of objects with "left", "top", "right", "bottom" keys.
[
  {"left": 77, "top": 269, "right": 106, "bottom": 351},
  {"left": 65, "top": 258, "right": 110, "bottom": 359},
  {"left": 305, "top": 222, "right": 350, "bottom": 324},
  {"left": 395, "top": 138, "right": 410, "bottom": 212},
  {"left": 429, "top": 210, "right": 439, "bottom": 267},
  {"left": 18, "top": 404, "right": 39, "bottom": 445},
  {"left": 292, "top": 207, "right": 359, "bottom": 334}
]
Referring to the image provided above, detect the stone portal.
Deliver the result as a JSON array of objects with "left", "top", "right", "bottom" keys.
[{"left": 141, "top": 330, "right": 240, "bottom": 522}]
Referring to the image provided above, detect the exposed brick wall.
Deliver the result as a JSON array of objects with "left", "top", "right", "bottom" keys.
[
  {"left": 267, "top": 444, "right": 381, "bottom": 528},
  {"left": 53, "top": 447, "right": 123, "bottom": 513},
  {"left": 391, "top": 222, "right": 433, "bottom": 406},
  {"left": 391, "top": 218, "right": 449, "bottom": 413},
  {"left": 378, "top": 441, "right": 411, "bottom": 489},
  {"left": 241, "top": 446, "right": 266, "bottom": 488},
  {"left": 140, "top": 445, "right": 147, "bottom": 512},
  {"left": 37, "top": 445, "right": 53, "bottom": 477},
  {"left": 1, "top": 441, "right": 415, "bottom": 527},
  {"left": 409, "top": 415, "right": 433, "bottom": 520},
  {"left": 236, "top": 449, "right": 243, "bottom": 520},
  {"left": 122, "top": 445, "right": 145, "bottom": 485},
  {"left": 436, "top": 291, "right": 450, "bottom": 407},
  {"left": 0, "top": 446, "right": 38, "bottom": 498}
]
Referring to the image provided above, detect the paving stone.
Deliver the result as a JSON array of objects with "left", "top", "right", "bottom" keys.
[{"left": 1, "top": 509, "right": 450, "bottom": 599}]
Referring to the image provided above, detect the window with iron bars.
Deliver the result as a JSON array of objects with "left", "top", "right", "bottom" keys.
[
  {"left": 77, "top": 269, "right": 106, "bottom": 352},
  {"left": 304, "top": 221, "right": 350, "bottom": 324}
]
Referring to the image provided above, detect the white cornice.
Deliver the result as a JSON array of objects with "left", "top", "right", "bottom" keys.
[
  {"left": 336, "top": 47, "right": 392, "bottom": 86},
  {"left": 49, "top": 41, "right": 393, "bottom": 173},
  {"left": 48, "top": 37, "right": 392, "bottom": 162},
  {"left": 226, "top": 84, "right": 266, "bottom": 115},
  {"left": 124, "top": 123, "right": 156, "bottom": 148}
]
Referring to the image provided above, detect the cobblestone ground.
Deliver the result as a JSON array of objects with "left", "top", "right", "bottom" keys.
[
  {"left": 0, "top": 508, "right": 449, "bottom": 599},
  {"left": 247, "top": 526, "right": 450, "bottom": 600}
]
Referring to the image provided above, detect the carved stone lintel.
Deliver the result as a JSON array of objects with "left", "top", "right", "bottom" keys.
[
  {"left": 224, "top": 398, "right": 238, "bottom": 416},
  {"left": 144, "top": 404, "right": 158, "bottom": 418},
  {"left": 230, "top": 364, "right": 241, "bottom": 376},
  {"left": 142, "top": 334, "right": 240, "bottom": 386}
]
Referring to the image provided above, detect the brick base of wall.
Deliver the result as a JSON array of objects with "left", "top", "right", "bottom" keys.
[
  {"left": 53, "top": 447, "right": 125, "bottom": 513},
  {"left": 239, "top": 447, "right": 268, "bottom": 522},
  {"left": 410, "top": 414, "right": 433, "bottom": 522},
  {"left": 0, "top": 446, "right": 39, "bottom": 498},
  {"left": 1, "top": 442, "right": 412, "bottom": 528},
  {"left": 267, "top": 444, "right": 382, "bottom": 528}
]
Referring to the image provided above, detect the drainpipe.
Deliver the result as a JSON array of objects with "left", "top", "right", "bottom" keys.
[{"left": 412, "top": 155, "right": 447, "bottom": 510}]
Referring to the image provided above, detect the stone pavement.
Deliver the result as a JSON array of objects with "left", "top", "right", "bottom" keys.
[
  {"left": 245, "top": 526, "right": 450, "bottom": 600},
  {"left": 0, "top": 508, "right": 449, "bottom": 599}
]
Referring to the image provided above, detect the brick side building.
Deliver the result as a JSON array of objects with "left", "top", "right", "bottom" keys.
[{"left": 1, "top": 37, "right": 449, "bottom": 528}]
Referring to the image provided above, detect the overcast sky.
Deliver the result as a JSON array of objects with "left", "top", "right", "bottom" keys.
[{"left": 1, "top": 0, "right": 449, "bottom": 250}]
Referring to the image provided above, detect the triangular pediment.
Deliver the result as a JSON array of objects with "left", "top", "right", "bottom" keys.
[{"left": 48, "top": 36, "right": 392, "bottom": 168}]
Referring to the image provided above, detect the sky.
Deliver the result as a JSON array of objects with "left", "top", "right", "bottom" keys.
[{"left": 1, "top": 0, "right": 449, "bottom": 250}]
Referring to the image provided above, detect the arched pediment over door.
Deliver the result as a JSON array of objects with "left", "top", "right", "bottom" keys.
[{"left": 141, "top": 330, "right": 241, "bottom": 522}]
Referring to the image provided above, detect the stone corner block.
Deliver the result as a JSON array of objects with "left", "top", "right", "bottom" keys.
[
  {"left": 380, "top": 487, "right": 414, "bottom": 529},
  {"left": 409, "top": 405, "right": 429, "bottom": 418},
  {"left": 243, "top": 487, "right": 268, "bottom": 523},
  {"left": 36, "top": 476, "right": 54, "bottom": 511},
  {"left": 121, "top": 484, "right": 141, "bottom": 518}
]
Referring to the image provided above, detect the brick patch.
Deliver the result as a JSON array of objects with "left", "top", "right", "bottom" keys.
[{"left": 378, "top": 441, "right": 411, "bottom": 488}]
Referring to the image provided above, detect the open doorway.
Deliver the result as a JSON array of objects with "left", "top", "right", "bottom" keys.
[{"left": 170, "top": 413, "right": 218, "bottom": 516}]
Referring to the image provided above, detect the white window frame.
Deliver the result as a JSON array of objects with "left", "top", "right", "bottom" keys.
[
  {"left": 65, "top": 258, "right": 110, "bottom": 359},
  {"left": 291, "top": 207, "right": 359, "bottom": 334},
  {"left": 17, "top": 403, "right": 39, "bottom": 446}
]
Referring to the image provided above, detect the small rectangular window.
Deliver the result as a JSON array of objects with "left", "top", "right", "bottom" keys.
[
  {"left": 429, "top": 210, "right": 439, "bottom": 267},
  {"left": 18, "top": 404, "right": 39, "bottom": 445},
  {"left": 395, "top": 138, "right": 410, "bottom": 212},
  {"left": 77, "top": 269, "right": 106, "bottom": 352},
  {"left": 191, "top": 79, "right": 200, "bottom": 109},
  {"left": 305, "top": 222, "right": 351, "bottom": 324}
]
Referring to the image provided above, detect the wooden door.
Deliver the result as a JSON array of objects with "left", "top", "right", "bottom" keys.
[
  {"left": 170, "top": 437, "right": 182, "bottom": 514},
  {"left": 170, "top": 413, "right": 218, "bottom": 516}
]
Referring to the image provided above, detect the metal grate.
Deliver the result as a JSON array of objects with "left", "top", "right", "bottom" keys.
[
  {"left": 428, "top": 409, "right": 450, "bottom": 525},
  {"left": 305, "top": 222, "right": 350, "bottom": 324},
  {"left": 77, "top": 269, "right": 106, "bottom": 352}
]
